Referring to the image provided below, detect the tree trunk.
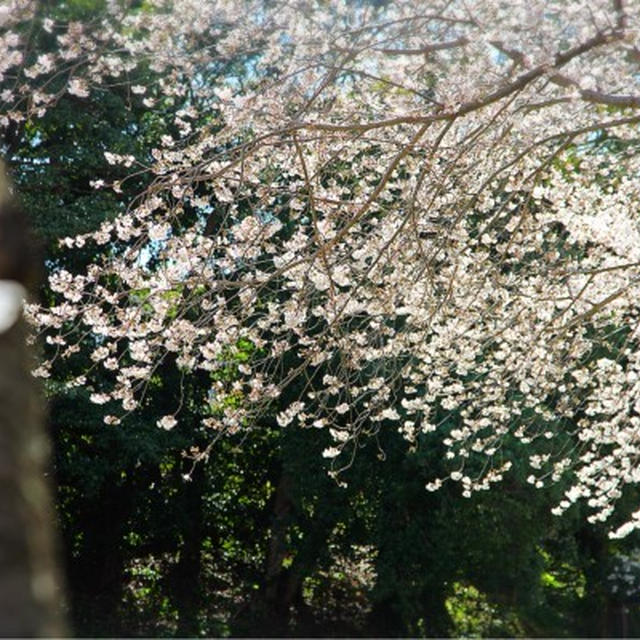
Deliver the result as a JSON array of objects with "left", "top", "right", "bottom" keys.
[
  {"left": 170, "top": 465, "right": 205, "bottom": 637},
  {"left": 0, "top": 165, "right": 67, "bottom": 635}
]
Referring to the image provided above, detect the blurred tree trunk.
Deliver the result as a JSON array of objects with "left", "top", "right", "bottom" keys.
[
  {"left": 169, "top": 464, "right": 205, "bottom": 638},
  {"left": 0, "top": 165, "right": 67, "bottom": 636}
]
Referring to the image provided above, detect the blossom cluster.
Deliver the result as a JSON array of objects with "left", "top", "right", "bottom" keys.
[{"left": 6, "top": 0, "right": 640, "bottom": 535}]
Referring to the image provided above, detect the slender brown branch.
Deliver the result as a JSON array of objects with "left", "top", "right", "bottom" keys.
[{"left": 375, "top": 36, "right": 469, "bottom": 55}]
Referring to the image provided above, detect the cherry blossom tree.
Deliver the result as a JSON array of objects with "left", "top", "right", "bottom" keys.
[{"left": 4, "top": 0, "right": 640, "bottom": 537}]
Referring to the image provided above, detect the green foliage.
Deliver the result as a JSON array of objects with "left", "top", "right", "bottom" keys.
[
  {"left": 10, "top": 3, "right": 640, "bottom": 637},
  {"left": 445, "top": 582, "right": 523, "bottom": 638}
]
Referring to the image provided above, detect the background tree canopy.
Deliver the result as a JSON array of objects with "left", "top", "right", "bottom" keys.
[{"left": 3, "top": 0, "right": 640, "bottom": 635}]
